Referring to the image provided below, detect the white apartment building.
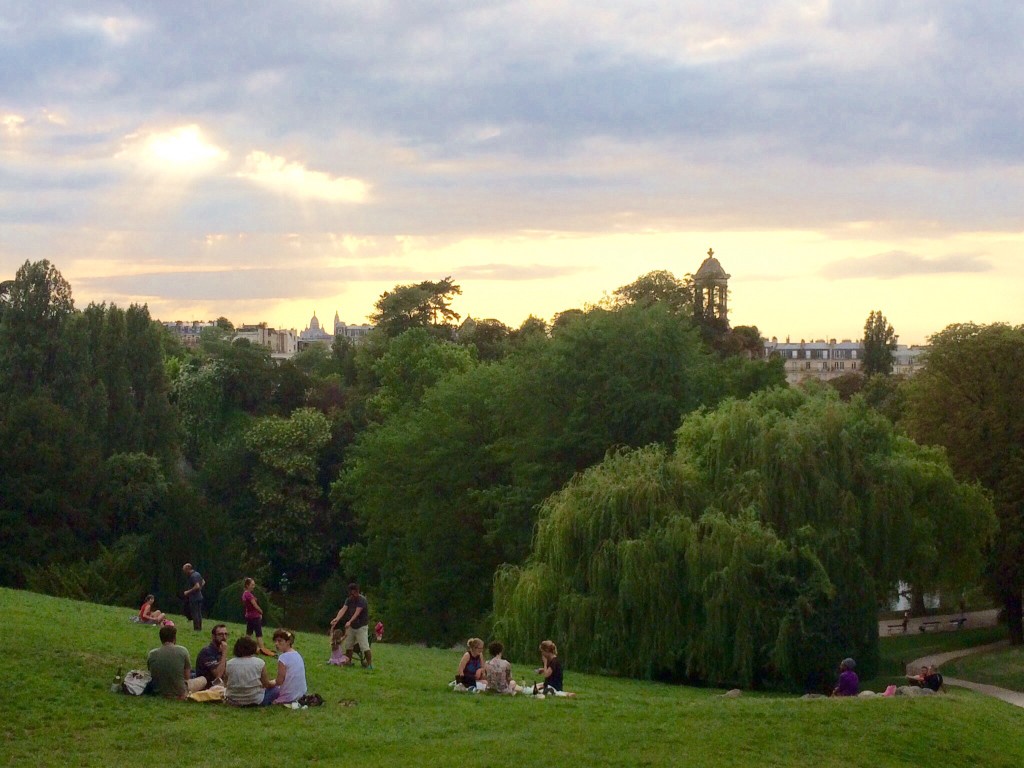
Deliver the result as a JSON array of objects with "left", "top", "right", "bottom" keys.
[{"left": 763, "top": 338, "right": 927, "bottom": 385}]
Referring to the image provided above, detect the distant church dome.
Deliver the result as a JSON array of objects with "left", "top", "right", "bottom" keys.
[{"left": 309, "top": 312, "right": 321, "bottom": 331}]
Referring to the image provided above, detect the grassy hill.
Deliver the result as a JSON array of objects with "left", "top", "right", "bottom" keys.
[{"left": 2, "top": 588, "right": 1023, "bottom": 767}]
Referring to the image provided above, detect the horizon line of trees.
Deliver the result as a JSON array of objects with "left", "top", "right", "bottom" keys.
[{"left": 2, "top": 259, "right": 1020, "bottom": 680}]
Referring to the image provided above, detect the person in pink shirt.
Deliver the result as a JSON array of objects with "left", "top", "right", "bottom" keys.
[{"left": 242, "top": 578, "right": 275, "bottom": 657}]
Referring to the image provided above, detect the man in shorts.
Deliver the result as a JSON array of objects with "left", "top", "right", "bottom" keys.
[{"left": 329, "top": 583, "right": 372, "bottom": 669}]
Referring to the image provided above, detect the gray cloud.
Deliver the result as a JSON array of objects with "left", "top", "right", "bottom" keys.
[
  {"left": 820, "top": 251, "right": 993, "bottom": 280},
  {"left": 3, "top": 0, "right": 1024, "bottom": 248}
]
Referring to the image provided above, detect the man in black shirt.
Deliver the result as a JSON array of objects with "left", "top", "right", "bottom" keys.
[
  {"left": 194, "top": 624, "right": 228, "bottom": 688},
  {"left": 329, "top": 583, "right": 372, "bottom": 669}
]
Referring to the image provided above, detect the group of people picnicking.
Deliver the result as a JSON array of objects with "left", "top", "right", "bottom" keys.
[
  {"left": 136, "top": 566, "right": 952, "bottom": 705},
  {"left": 452, "top": 638, "right": 576, "bottom": 697},
  {"left": 143, "top": 566, "right": 311, "bottom": 706}
]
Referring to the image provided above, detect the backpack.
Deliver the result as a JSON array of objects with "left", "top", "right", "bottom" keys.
[
  {"left": 297, "top": 693, "right": 324, "bottom": 707},
  {"left": 122, "top": 670, "right": 152, "bottom": 696}
]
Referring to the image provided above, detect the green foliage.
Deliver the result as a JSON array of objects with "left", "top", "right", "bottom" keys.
[
  {"left": 210, "top": 578, "right": 280, "bottom": 625},
  {"left": 0, "top": 259, "right": 75, "bottom": 398},
  {"left": 342, "top": 303, "right": 783, "bottom": 644},
  {"left": 368, "top": 328, "right": 476, "bottom": 418},
  {"left": 24, "top": 535, "right": 148, "bottom": 606},
  {"left": 904, "top": 322, "right": 1024, "bottom": 643},
  {"left": 610, "top": 270, "right": 693, "bottom": 315},
  {"left": 862, "top": 310, "right": 898, "bottom": 376},
  {"left": 244, "top": 408, "right": 333, "bottom": 578},
  {"left": 98, "top": 453, "right": 169, "bottom": 539},
  {"left": 370, "top": 276, "right": 462, "bottom": 338},
  {"left": 494, "top": 388, "right": 995, "bottom": 691}
]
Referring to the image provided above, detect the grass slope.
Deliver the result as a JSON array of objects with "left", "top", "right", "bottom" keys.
[
  {"left": 944, "top": 647, "right": 1024, "bottom": 692},
  {"left": 2, "top": 588, "right": 1023, "bottom": 768}
]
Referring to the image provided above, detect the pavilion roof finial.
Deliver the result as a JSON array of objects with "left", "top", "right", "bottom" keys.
[{"left": 707, "top": 247, "right": 714, "bottom": 258}]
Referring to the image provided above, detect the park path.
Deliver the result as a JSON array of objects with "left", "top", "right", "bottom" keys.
[
  {"left": 878, "top": 608, "right": 999, "bottom": 637},
  {"left": 907, "top": 640, "right": 1024, "bottom": 709}
]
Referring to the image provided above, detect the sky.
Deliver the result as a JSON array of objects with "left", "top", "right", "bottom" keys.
[{"left": 2, "top": 1, "right": 1023, "bottom": 345}]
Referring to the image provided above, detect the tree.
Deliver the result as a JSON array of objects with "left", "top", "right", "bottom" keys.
[
  {"left": 339, "top": 303, "right": 786, "bottom": 643},
  {"left": 863, "top": 310, "right": 898, "bottom": 376},
  {"left": 493, "top": 387, "right": 995, "bottom": 690},
  {"left": 0, "top": 260, "right": 75, "bottom": 398},
  {"left": 244, "top": 408, "right": 333, "bottom": 580},
  {"left": 370, "top": 277, "right": 462, "bottom": 338},
  {"left": 904, "top": 323, "right": 1024, "bottom": 643},
  {"left": 610, "top": 270, "right": 693, "bottom": 316}
]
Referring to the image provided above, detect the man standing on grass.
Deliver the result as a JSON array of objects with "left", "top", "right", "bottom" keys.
[
  {"left": 195, "top": 624, "right": 229, "bottom": 688},
  {"left": 147, "top": 625, "right": 206, "bottom": 698},
  {"left": 182, "top": 563, "right": 205, "bottom": 631},
  {"left": 329, "top": 582, "right": 373, "bottom": 669}
]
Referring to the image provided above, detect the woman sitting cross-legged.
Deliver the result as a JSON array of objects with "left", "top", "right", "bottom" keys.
[
  {"left": 224, "top": 636, "right": 275, "bottom": 706},
  {"left": 138, "top": 594, "right": 166, "bottom": 624},
  {"left": 264, "top": 628, "right": 307, "bottom": 705}
]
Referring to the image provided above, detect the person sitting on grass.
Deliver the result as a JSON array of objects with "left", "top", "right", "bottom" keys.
[
  {"left": 328, "top": 627, "right": 350, "bottom": 666},
  {"left": 195, "top": 624, "right": 229, "bottom": 689},
  {"left": 832, "top": 657, "right": 859, "bottom": 697},
  {"left": 454, "top": 637, "right": 486, "bottom": 691},
  {"left": 138, "top": 594, "right": 166, "bottom": 625},
  {"left": 525, "top": 640, "right": 576, "bottom": 697},
  {"left": 224, "top": 636, "right": 275, "bottom": 707},
  {"left": 907, "top": 664, "right": 944, "bottom": 692},
  {"left": 264, "top": 628, "right": 307, "bottom": 705},
  {"left": 147, "top": 624, "right": 206, "bottom": 699},
  {"left": 483, "top": 641, "right": 517, "bottom": 695}
]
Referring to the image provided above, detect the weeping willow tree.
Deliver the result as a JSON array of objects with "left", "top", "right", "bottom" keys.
[{"left": 493, "top": 386, "right": 995, "bottom": 691}]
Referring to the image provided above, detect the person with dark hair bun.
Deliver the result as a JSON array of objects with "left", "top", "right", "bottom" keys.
[
  {"left": 264, "top": 629, "right": 307, "bottom": 705},
  {"left": 225, "top": 635, "right": 274, "bottom": 706}
]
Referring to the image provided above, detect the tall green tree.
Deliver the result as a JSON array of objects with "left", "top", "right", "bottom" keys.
[
  {"left": 370, "top": 277, "right": 462, "bottom": 338},
  {"left": 340, "top": 303, "right": 785, "bottom": 643},
  {"left": 0, "top": 260, "right": 75, "bottom": 398},
  {"left": 904, "top": 323, "right": 1024, "bottom": 643},
  {"left": 494, "top": 387, "right": 995, "bottom": 690},
  {"left": 863, "top": 310, "right": 898, "bottom": 376},
  {"left": 244, "top": 408, "right": 333, "bottom": 580}
]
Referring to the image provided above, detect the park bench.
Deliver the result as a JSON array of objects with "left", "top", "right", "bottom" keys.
[
  {"left": 918, "top": 620, "right": 941, "bottom": 632},
  {"left": 887, "top": 622, "right": 908, "bottom": 634},
  {"left": 950, "top": 617, "right": 967, "bottom": 630}
]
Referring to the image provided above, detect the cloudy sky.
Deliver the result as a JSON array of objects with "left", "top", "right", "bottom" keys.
[{"left": 2, "top": 1, "right": 1022, "bottom": 344}]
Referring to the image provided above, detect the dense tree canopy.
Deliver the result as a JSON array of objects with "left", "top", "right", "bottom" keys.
[
  {"left": 493, "top": 387, "right": 994, "bottom": 691},
  {"left": 340, "top": 303, "right": 785, "bottom": 643},
  {"left": 904, "top": 323, "right": 1024, "bottom": 643}
]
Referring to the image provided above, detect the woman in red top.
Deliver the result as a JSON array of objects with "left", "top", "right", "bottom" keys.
[{"left": 138, "top": 594, "right": 165, "bottom": 624}]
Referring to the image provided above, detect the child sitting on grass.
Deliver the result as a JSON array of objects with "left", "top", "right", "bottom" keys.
[{"left": 328, "top": 627, "right": 350, "bottom": 666}]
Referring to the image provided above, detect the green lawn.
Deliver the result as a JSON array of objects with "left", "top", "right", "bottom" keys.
[
  {"left": 944, "top": 646, "right": 1024, "bottom": 692},
  {"left": 2, "top": 588, "right": 1023, "bottom": 768}
]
